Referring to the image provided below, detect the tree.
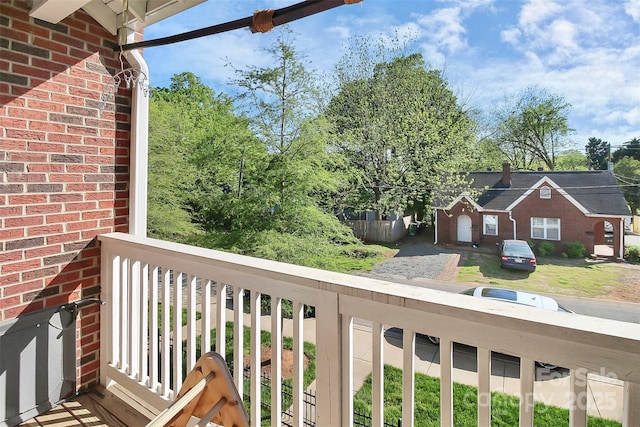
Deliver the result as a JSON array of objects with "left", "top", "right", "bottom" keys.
[
  {"left": 555, "top": 149, "right": 588, "bottom": 171},
  {"left": 229, "top": 28, "right": 338, "bottom": 228},
  {"left": 585, "top": 137, "right": 610, "bottom": 170},
  {"left": 612, "top": 137, "right": 640, "bottom": 163},
  {"left": 614, "top": 157, "right": 640, "bottom": 214},
  {"left": 494, "top": 87, "right": 573, "bottom": 170},
  {"left": 326, "top": 39, "right": 476, "bottom": 219},
  {"left": 148, "top": 72, "right": 266, "bottom": 237}
]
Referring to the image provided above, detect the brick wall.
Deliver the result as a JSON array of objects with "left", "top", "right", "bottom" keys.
[{"left": 1, "top": 0, "right": 131, "bottom": 390}]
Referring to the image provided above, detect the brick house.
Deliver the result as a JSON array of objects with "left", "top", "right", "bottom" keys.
[{"left": 433, "top": 163, "right": 631, "bottom": 258}]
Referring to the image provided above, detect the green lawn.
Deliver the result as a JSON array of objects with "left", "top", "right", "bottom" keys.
[
  {"left": 354, "top": 365, "right": 621, "bottom": 427},
  {"left": 456, "top": 252, "right": 629, "bottom": 298}
]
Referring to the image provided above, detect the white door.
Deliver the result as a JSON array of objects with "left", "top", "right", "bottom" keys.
[{"left": 457, "top": 215, "right": 472, "bottom": 242}]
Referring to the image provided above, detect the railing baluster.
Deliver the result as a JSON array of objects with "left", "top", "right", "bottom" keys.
[
  {"left": 271, "top": 296, "right": 282, "bottom": 427},
  {"left": 149, "top": 265, "right": 159, "bottom": 391},
  {"left": 99, "top": 251, "right": 117, "bottom": 385},
  {"left": 160, "top": 267, "right": 171, "bottom": 398},
  {"left": 172, "top": 271, "right": 183, "bottom": 395},
  {"left": 519, "top": 357, "right": 535, "bottom": 427},
  {"left": 477, "top": 347, "right": 491, "bottom": 427},
  {"left": 129, "top": 259, "right": 140, "bottom": 379},
  {"left": 202, "top": 279, "right": 212, "bottom": 356},
  {"left": 569, "top": 369, "right": 588, "bottom": 427},
  {"left": 216, "top": 283, "right": 227, "bottom": 357},
  {"left": 623, "top": 381, "right": 640, "bottom": 426},
  {"left": 139, "top": 262, "right": 149, "bottom": 384},
  {"left": 372, "top": 321, "right": 384, "bottom": 427},
  {"left": 120, "top": 257, "right": 129, "bottom": 373},
  {"left": 440, "top": 337, "right": 453, "bottom": 427},
  {"left": 342, "top": 315, "right": 354, "bottom": 427},
  {"left": 250, "top": 291, "right": 262, "bottom": 427},
  {"left": 233, "top": 286, "right": 244, "bottom": 397},
  {"left": 186, "top": 274, "right": 197, "bottom": 371},
  {"left": 292, "top": 301, "right": 304, "bottom": 427},
  {"left": 402, "top": 328, "right": 415, "bottom": 427}
]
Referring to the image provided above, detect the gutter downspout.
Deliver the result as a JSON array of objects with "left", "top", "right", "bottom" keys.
[
  {"left": 509, "top": 211, "right": 517, "bottom": 239},
  {"left": 120, "top": 29, "right": 149, "bottom": 237},
  {"left": 619, "top": 218, "right": 625, "bottom": 259}
]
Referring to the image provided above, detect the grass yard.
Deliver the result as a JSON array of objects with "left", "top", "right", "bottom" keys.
[
  {"left": 456, "top": 252, "right": 634, "bottom": 299},
  {"left": 354, "top": 365, "right": 621, "bottom": 427}
]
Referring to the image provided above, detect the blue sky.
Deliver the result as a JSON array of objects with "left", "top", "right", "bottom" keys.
[{"left": 143, "top": 0, "right": 640, "bottom": 151}]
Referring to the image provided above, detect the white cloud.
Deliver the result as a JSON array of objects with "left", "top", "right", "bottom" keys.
[
  {"left": 417, "top": 7, "right": 467, "bottom": 53},
  {"left": 518, "top": 0, "right": 563, "bottom": 30},
  {"left": 625, "top": 0, "right": 640, "bottom": 21}
]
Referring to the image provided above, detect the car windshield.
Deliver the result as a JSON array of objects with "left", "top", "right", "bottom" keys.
[
  {"left": 480, "top": 288, "right": 518, "bottom": 301},
  {"left": 503, "top": 243, "right": 533, "bottom": 257}
]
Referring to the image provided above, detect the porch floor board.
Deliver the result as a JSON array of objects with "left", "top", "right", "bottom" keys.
[{"left": 19, "top": 387, "right": 150, "bottom": 427}]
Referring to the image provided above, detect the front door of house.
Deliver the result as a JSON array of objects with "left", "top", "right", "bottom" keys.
[{"left": 457, "top": 215, "right": 472, "bottom": 242}]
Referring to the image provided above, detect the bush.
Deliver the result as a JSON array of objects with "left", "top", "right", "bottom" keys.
[
  {"left": 625, "top": 245, "right": 640, "bottom": 263},
  {"left": 564, "top": 241, "right": 586, "bottom": 258},
  {"left": 538, "top": 241, "right": 555, "bottom": 256}
]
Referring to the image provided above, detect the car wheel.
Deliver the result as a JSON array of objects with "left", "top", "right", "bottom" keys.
[{"left": 427, "top": 335, "right": 440, "bottom": 345}]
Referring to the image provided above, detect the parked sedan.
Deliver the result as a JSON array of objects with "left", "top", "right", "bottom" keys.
[
  {"left": 498, "top": 239, "right": 536, "bottom": 272},
  {"left": 427, "top": 286, "right": 573, "bottom": 368}
]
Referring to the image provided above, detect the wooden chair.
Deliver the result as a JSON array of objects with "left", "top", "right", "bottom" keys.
[{"left": 147, "top": 352, "right": 248, "bottom": 427}]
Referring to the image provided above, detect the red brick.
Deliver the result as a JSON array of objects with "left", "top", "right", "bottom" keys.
[
  {"left": 6, "top": 129, "right": 47, "bottom": 140},
  {"left": 7, "top": 107, "right": 47, "bottom": 120},
  {"left": 3, "top": 301, "right": 44, "bottom": 319},
  {"left": 82, "top": 210, "right": 111, "bottom": 220},
  {"left": 12, "top": 63, "right": 53, "bottom": 80},
  {"left": 47, "top": 232, "right": 81, "bottom": 244},
  {"left": 27, "top": 224, "right": 64, "bottom": 236},
  {"left": 67, "top": 220, "right": 98, "bottom": 231},
  {"left": 67, "top": 164, "right": 98, "bottom": 173},
  {"left": 26, "top": 99, "right": 65, "bottom": 112},
  {"left": 0, "top": 228, "right": 24, "bottom": 240},
  {"left": 50, "top": 193, "right": 83, "bottom": 202},
  {"left": 7, "top": 173, "right": 46, "bottom": 182},
  {"left": 3, "top": 279, "right": 45, "bottom": 297},
  {"left": 0, "top": 206, "right": 23, "bottom": 217},
  {"left": 0, "top": 296, "right": 22, "bottom": 309},
  {"left": 47, "top": 213, "right": 80, "bottom": 223},
  {"left": 11, "top": 152, "right": 48, "bottom": 162},
  {"left": 28, "top": 163, "right": 64, "bottom": 172},
  {"left": 24, "top": 244, "right": 62, "bottom": 258},
  {"left": 22, "top": 266, "right": 58, "bottom": 281},
  {"left": 5, "top": 215, "right": 44, "bottom": 227},
  {"left": 47, "top": 133, "right": 83, "bottom": 144},
  {"left": 26, "top": 204, "right": 62, "bottom": 214},
  {"left": 0, "top": 273, "right": 20, "bottom": 287},
  {"left": 2, "top": 118, "right": 27, "bottom": 128},
  {"left": 67, "top": 184, "right": 97, "bottom": 192},
  {"left": 8, "top": 194, "right": 47, "bottom": 204},
  {"left": 45, "top": 291, "right": 80, "bottom": 307},
  {"left": 50, "top": 173, "right": 83, "bottom": 182},
  {"left": 66, "top": 202, "right": 98, "bottom": 211},
  {"left": 0, "top": 251, "right": 22, "bottom": 264},
  {"left": 30, "top": 120, "right": 66, "bottom": 132},
  {"left": 2, "top": 258, "right": 41, "bottom": 274},
  {"left": 26, "top": 141, "right": 65, "bottom": 152}
]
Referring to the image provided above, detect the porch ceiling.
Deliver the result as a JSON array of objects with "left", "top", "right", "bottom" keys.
[{"left": 29, "top": 0, "right": 207, "bottom": 35}]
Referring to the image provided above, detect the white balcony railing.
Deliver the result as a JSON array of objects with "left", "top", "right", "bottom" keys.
[{"left": 99, "top": 232, "right": 640, "bottom": 426}]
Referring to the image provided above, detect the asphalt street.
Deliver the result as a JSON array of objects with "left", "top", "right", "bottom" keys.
[{"left": 363, "top": 233, "right": 640, "bottom": 324}]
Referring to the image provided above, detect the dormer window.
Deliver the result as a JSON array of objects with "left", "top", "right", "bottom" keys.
[{"left": 540, "top": 186, "right": 551, "bottom": 199}]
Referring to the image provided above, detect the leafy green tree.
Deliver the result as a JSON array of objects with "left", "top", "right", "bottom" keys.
[
  {"left": 612, "top": 137, "right": 640, "bottom": 163},
  {"left": 229, "top": 28, "right": 338, "bottom": 228},
  {"left": 326, "top": 39, "right": 476, "bottom": 219},
  {"left": 555, "top": 149, "right": 588, "bottom": 171},
  {"left": 148, "top": 72, "right": 266, "bottom": 237},
  {"left": 147, "top": 94, "right": 200, "bottom": 240},
  {"left": 585, "top": 137, "right": 610, "bottom": 170},
  {"left": 614, "top": 156, "right": 640, "bottom": 214},
  {"left": 494, "top": 87, "right": 573, "bottom": 170}
]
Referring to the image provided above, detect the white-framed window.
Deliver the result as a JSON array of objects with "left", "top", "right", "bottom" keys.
[
  {"left": 531, "top": 217, "right": 560, "bottom": 240},
  {"left": 483, "top": 214, "right": 498, "bottom": 235},
  {"left": 540, "top": 186, "right": 551, "bottom": 199}
]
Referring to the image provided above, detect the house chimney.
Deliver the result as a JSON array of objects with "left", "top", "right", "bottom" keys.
[{"left": 502, "top": 162, "right": 511, "bottom": 186}]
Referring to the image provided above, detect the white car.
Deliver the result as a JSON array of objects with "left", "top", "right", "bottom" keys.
[{"left": 427, "top": 286, "right": 573, "bottom": 369}]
